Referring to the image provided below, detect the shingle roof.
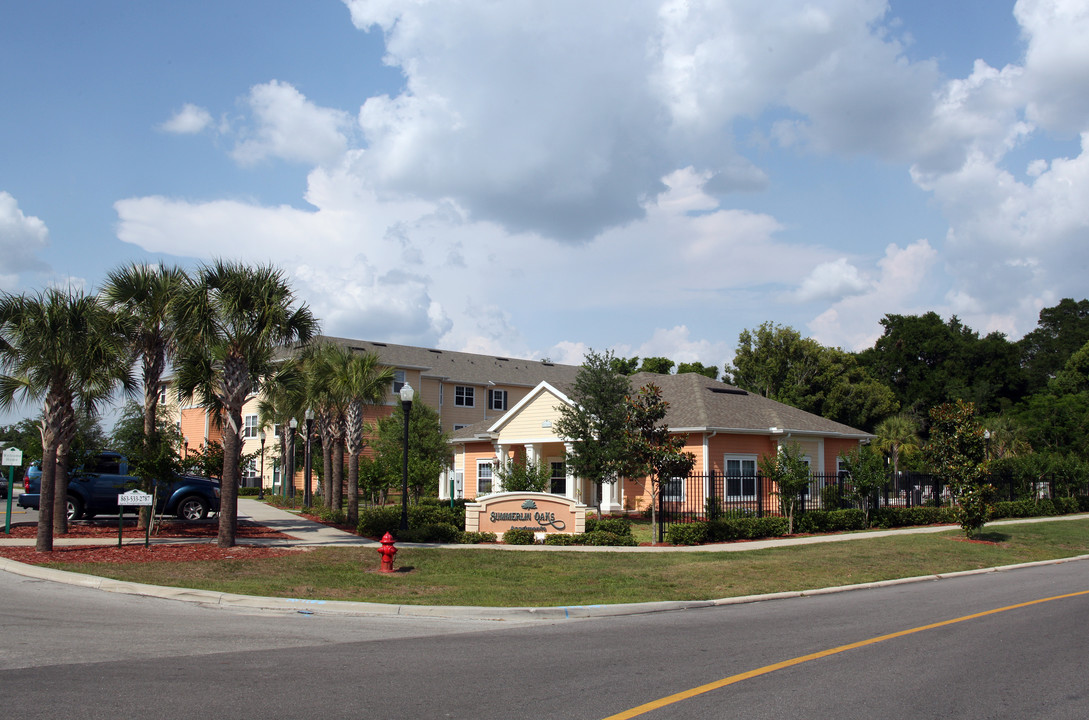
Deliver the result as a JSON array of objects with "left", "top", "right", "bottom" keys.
[
  {"left": 449, "top": 371, "right": 871, "bottom": 442},
  {"left": 627, "top": 372, "right": 870, "bottom": 438},
  {"left": 304, "top": 335, "right": 582, "bottom": 389}
]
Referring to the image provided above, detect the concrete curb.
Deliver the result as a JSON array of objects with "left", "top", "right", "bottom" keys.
[{"left": 4, "top": 551, "right": 1088, "bottom": 622}]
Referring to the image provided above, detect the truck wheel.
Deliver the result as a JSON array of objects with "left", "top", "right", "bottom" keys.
[
  {"left": 177, "top": 496, "right": 208, "bottom": 520},
  {"left": 67, "top": 496, "right": 84, "bottom": 521}
]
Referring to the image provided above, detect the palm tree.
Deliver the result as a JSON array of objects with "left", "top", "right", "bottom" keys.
[
  {"left": 303, "top": 341, "right": 349, "bottom": 510},
  {"left": 102, "top": 262, "right": 187, "bottom": 528},
  {"left": 874, "top": 413, "right": 921, "bottom": 484},
  {"left": 323, "top": 345, "right": 392, "bottom": 525},
  {"left": 257, "top": 357, "right": 308, "bottom": 497},
  {"left": 0, "top": 288, "right": 134, "bottom": 550},
  {"left": 172, "top": 261, "right": 317, "bottom": 547}
]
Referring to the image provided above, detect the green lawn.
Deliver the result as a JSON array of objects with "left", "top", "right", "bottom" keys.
[{"left": 42, "top": 519, "right": 1089, "bottom": 607}]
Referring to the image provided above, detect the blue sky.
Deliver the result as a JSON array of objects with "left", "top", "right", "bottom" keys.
[{"left": 2, "top": 0, "right": 1088, "bottom": 400}]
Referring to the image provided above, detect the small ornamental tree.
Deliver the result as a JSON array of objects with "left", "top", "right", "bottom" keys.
[
  {"left": 554, "top": 349, "right": 631, "bottom": 514},
  {"left": 838, "top": 443, "right": 887, "bottom": 525},
  {"left": 620, "top": 383, "right": 695, "bottom": 543},
  {"left": 373, "top": 402, "right": 451, "bottom": 503},
  {"left": 494, "top": 456, "right": 552, "bottom": 493},
  {"left": 926, "top": 399, "right": 992, "bottom": 538},
  {"left": 759, "top": 441, "right": 811, "bottom": 534}
]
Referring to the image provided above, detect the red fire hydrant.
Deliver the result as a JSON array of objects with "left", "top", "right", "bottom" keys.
[{"left": 377, "top": 532, "right": 397, "bottom": 573}]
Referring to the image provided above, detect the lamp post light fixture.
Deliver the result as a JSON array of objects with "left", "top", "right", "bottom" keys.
[
  {"left": 399, "top": 383, "right": 414, "bottom": 532},
  {"left": 304, "top": 408, "right": 315, "bottom": 508},
  {"left": 287, "top": 417, "right": 298, "bottom": 500},
  {"left": 257, "top": 429, "right": 266, "bottom": 501}
]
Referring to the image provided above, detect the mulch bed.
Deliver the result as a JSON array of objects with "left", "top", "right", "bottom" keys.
[
  {"left": 0, "top": 543, "right": 301, "bottom": 565},
  {"left": 0, "top": 519, "right": 301, "bottom": 565},
  {"left": 2, "top": 519, "right": 291, "bottom": 540}
]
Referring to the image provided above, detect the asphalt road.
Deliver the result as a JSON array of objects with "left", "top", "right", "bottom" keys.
[{"left": 2, "top": 558, "right": 1088, "bottom": 719}]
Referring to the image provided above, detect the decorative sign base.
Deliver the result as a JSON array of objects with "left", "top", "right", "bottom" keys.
[{"left": 465, "top": 492, "right": 586, "bottom": 536}]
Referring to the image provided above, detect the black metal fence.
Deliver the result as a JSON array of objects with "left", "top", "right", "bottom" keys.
[{"left": 655, "top": 470, "right": 1084, "bottom": 539}]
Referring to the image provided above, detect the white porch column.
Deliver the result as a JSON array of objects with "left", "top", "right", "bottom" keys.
[
  {"left": 493, "top": 443, "right": 507, "bottom": 492},
  {"left": 600, "top": 477, "right": 622, "bottom": 513},
  {"left": 563, "top": 442, "right": 577, "bottom": 502},
  {"left": 526, "top": 443, "right": 541, "bottom": 465}
]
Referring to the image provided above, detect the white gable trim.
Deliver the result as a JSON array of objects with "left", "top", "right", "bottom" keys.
[{"left": 485, "top": 381, "right": 573, "bottom": 435}]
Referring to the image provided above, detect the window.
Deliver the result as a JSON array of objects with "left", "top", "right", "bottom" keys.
[
  {"left": 243, "top": 414, "right": 258, "bottom": 438},
  {"left": 272, "top": 458, "right": 281, "bottom": 487},
  {"left": 477, "top": 460, "right": 493, "bottom": 495},
  {"left": 455, "top": 386, "right": 475, "bottom": 407},
  {"left": 392, "top": 369, "right": 405, "bottom": 394},
  {"left": 158, "top": 385, "right": 169, "bottom": 404},
  {"left": 550, "top": 460, "right": 566, "bottom": 495},
  {"left": 725, "top": 455, "right": 758, "bottom": 499},
  {"left": 488, "top": 389, "right": 508, "bottom": 411},
  {"left": 662, "top": 477, "right": 685, "bottom": 502},
  {"left": 453, "top": 424, "right": 469, "bottom": 431},
  {"left": 243, "top": 458, "right": 258, "bottom": 486}
]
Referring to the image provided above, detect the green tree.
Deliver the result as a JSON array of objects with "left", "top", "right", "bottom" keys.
[
  {"left": 172, "top": 261, "right": 317, "bottom": 547},
  {"left": 926, "top": 400, "right": 992, "bottom": 538},
  {"left": 493, "top": 456, "right": 552, "bottom": 492},
  {"left": 1018, "top": 298, "right": 1089, "bottom": 394},
  {"left": 609, "top": 355, "right": 640, "bottom": 375},
  {"left": 1050, "top": 339, "right": 1089, "bottom": 395},
  {"left": 758, "top": 442, "right": 810, "bottom": 534},
  {"left": 838, "top": 443, "right": 887, "bottom": 524},
  {"left": 620, "top": 383, "right": 695, "bottom": 542},
  {"left": 373, "top": 402, "right": 451, "bottom": 503},
  {"left": 0, "top": 288, "right": 134, "bottom": 549},
  {"left": 637, "top": 357, "right": 675, "bottom": 375},
  {"left": 676, "top": 361, "right": 719, "bottom": 379},
  {"left": 303, "top": 341, "right": 348, "bottom": 510},
  {"left": 728, "top": 322, "right": 896, "bottom": 430},
  {"left": 103, "top": 262, "right": 187, "bottom": 527},
  {"left": 323, "top": 345, "right": 393, "bottom": 525},
  {"left": 554, "top": 349, "right": 632, "bottom": 514}
]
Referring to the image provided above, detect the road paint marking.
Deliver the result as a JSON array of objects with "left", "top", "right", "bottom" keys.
[{"left": 602, "top": 589, "right": 1089, "bottom": 720}]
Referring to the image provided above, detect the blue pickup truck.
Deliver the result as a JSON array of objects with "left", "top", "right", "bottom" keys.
[{"left": 18, "top": 452, "right": 221, "bottom": 521}]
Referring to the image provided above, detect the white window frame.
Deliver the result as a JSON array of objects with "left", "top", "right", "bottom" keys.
[
  {"left": 242, "top": 458, "right": 258, "bottom": 482},
  {"left": 488, "top": 388, "right": 508, "bottom": 411},
  {"left": 549, "top": 458, "right": 566, "bottom": 495},
  {"left": 392, "top": 369, "right": 406, "bottom": 395},
  {"left": 724, "top": 454, "right": 758, "bottom": 500},
  {"left": 243, "top": 414, "right": 258, "bottom": 438},
  {"left": 455, "top": 386, "right": 475, "bottom": 407},
  {"left": 477, "top": 460, "right": 494, "bottom": 496}
]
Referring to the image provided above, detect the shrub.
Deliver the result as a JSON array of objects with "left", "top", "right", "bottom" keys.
[
  {"left": 458, "top": 531, "right": 497, "bottom": 544},
  {"left": 503, "top": 528, "right": 536, "bottom": 545},
  {"left": 544, "top": 533, "right": 578, "bottom": 546},
  {"left": 397, "top": 522, "right": 461, "bottom": 544},
  {"left": 667, "top": 522, "right": 708, "bottom": 546},
  {"left": 585, "top": 516, "right": 633, "bottom": 536},
  {"left": 357, "top": 504, "right": 466, "bottom": 539},
  {"left": 794, "top": 509, "right": 867, "bottom": 534},
  {"left": 238, "top": 487, "right": 261, "bottom": 497}
]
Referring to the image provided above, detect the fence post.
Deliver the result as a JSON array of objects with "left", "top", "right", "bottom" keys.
[{"left": 757, "top": 473, "right": 764, "bottom": 517}]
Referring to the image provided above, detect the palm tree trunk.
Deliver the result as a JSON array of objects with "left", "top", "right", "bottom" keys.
[
  {"left": 36, "top": 439, "right": 57, "bottom": 552},
  {"left": 347, "top": 451, "right": 359, "bottom": 527},
  {"left": 218, "top": 407, "right": 242, "bottom": 548},
  {"left": 332, "top": 440, "right": 344, "bottom": 511}
]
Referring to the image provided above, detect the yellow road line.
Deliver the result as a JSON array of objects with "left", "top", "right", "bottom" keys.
[{"left": 602, "top": 589, "right": 1089, "bottom": 720}]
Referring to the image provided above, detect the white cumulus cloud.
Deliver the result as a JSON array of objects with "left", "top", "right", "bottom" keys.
[
  {"left": 160, "top": 103, "right": 214, "bottom": 134},
  {"left": 232, "top": 80, "right": 352, "bottom": 166}
]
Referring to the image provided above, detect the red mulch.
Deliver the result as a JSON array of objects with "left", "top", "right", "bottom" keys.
[
  {"left": 2, "top": 519, "right": 291, "bottom": 540},
  {"left": 0, "top": 519, "right": 301, "bottom": 565},
  {"left": 0, "top": 543, "right": 301, "bottom": 565}
]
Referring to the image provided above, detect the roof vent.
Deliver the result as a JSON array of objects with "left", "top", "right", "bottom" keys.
[
  {"left": 371, "top": 342, "right": 387, "bottom": 347},
  {"left": 709, "top": 387, "right": 748, "bottom": 395}
]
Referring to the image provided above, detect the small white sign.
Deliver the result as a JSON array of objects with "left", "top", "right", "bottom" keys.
[
  {"left": 117, "top": 490, "right": 153, "bottom": 506},
  {"left": 2, "top": 447, "right": 23, "bottom": 466}
]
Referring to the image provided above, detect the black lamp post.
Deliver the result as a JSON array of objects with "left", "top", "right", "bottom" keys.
[
  {"left": 304, "top": 408, "right": 314, "bottom": 508},
  {"left": 287, "top": 417, "right": 297, "bottom": 499},
  {"left": 257, "top": 429, "right": 266, "bottom": 501},
  {"left": 399, "top": 383, "right": 414, "bottom": 531}
]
